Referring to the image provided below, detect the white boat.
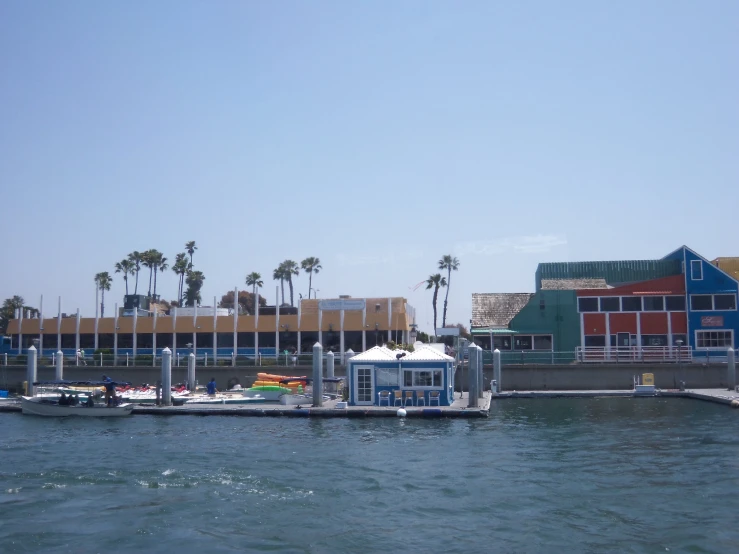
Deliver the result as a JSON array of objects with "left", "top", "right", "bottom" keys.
[
  {"left": 184, "top": 394, "right": 266, "bottom": 405},
  {"left": 21, "top": 396, "right": 133, "bottom": 417}
]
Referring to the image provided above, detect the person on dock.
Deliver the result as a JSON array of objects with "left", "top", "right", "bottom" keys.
[{"left": 207, "top": 378, "right": 218, "bottom": 397}]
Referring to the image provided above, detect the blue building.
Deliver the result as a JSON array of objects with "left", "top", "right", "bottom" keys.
[
  {"left": 663, "top": 246, "right": 738, "bottom": 351},
  {"left": 347, "top": 345, "right": 456, "bottom": 406}
]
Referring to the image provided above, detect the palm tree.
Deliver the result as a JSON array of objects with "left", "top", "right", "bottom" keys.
[
  {"left": 245, "top": 272, "right": 264, "bottom": 314},
  {"left": 184, "top": 270, "right": 205, "bottom": 307},
  {"left": 128, "top": 251, "right": 143, "bottom": 294},
  {"left": 172, "top": 253, "right": 190, "bottom": 305},
  {"left": 185, "top": 241, "right": 197, "bottom": 267},
  {"left": 94, "top": 272, "right": 113, "bottom": 318},
  {"left": 141, "top": 250, "right": 156, "bottom": 297},
  {"left": 281, "top": 260, "right": 300, "bottom": 307},
  {"left": 115, "top": 259, "right": 134, "bottom": 296},
  {"left": 301, "top": 257, "right": 322, "bottom": 299},
  {"left": 153, "top": 253, "right": 168, "bottom": 300},
  {"left": 425, "top": 273, "right": 447, "bottom": 340},
  {"left": 273, "top": 265, "right": 286, "bottom": 305},
  {"left": 438, "top": 255, "right": 460, "bottom": 328}
]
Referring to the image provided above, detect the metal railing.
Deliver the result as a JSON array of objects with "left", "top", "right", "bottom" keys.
[{"left": 575, "top": 346, "right": 693, "bottom": 363}]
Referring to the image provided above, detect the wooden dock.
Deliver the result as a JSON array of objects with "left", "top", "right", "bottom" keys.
[{"left": 492, "top": 388, "right": 739, "bottom": 407}]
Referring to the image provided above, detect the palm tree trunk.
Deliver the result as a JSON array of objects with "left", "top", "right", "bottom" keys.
[
  {"left": 124, "top": 275, "right": 129, "bottom": 296},
  {"left": 442, "top": 268, "right": 451, "bottom": 327},
  {"left": 308, "top": 272, "right": 313, "bottom": 298},
  {"left": 101, "top": 289, "right": 105, "bottom": 318},
  {"left": 134, "top": 270, "right": 139, "bottom": 295},
  {"left": 280, "top": 279, "right": 285, "bottom": 305},
  {"left": 148, "top": 268, "right": 153, "bottom": 297},
  {"left": 288, "top": 277, "right": 294, "bottom": 307},
  {"left": 153, "top": 267, "right": 158, "bottom": 299}
]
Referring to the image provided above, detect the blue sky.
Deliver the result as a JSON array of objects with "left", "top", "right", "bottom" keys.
[{"left": 1, "top": 1, "right": 737, "bottom": 333}]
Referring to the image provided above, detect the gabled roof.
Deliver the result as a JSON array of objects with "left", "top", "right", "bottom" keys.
[
  {"left": 349, "top": 345, "right": 404, "bottom": 362},
  {"left": 471, "top": 293, "right": 534, "bottom": 328},
  {"left": 664, "top": 245, "right": 739, "bottom": 286},
  {"left": 404, "top": 345, "right": 454, "bottom": 362},
  {"left": 540, "top": 278, "right": 609, "bottom": 290},
  {"left": 535, "top": 259, "right": 681, "bottom": 290}
]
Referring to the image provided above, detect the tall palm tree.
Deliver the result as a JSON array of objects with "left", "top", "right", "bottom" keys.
[
  {"left": 273, "top": 265, "right": 286, "bottom": 305},
  {"left": 153, "top": 253, "right": 168, "bottom": 300},
  {"left": 141, "top": 250, "right": 156, "bottom": 297},
  {"left": 94, "top": 272, "right": 113, "bottom": 318},
  {"left": 425, "top": 273, "right": 447, "bottom": 340},
  {"left": 115, "top": 259, "right": 134, "bottom": 296},
  {"left": 245, "top": 272, "right": 264, "bottom": 315},
  {"left": 172, "top": 253, "right": 190, "bottom": 305},
  {"left": 301, "top": 257, "right": 322, "bottom": 299},
  {"left": 185, "top": 241, "right": 197, "bottom": 267},
  {"left": 281, "top": 260, "right": 300, "bottom": 307},
  {"left": 438, "top": 255, "right": 460, "bottom": 328},
  {"left": 184, "top": 270, "right": 205, "bottom": 307},
  {"left": 128, "top": 251, "right": 143, "bottom": 294}
]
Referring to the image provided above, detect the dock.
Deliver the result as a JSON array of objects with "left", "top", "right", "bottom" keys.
[{"left": 491, "top": 388, "right": 739, "bottom": 406}]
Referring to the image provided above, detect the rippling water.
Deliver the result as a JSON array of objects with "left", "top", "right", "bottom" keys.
[{"left": 2, "top": 398, "right": 738, "bottom": 553}]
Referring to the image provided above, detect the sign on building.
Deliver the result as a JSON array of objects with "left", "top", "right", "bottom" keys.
[
  {"left": 701, "top": 316, "right": 724, "bottom": 327},
  {"left": 318, "top": 299, "right": 366, "bottom": 311}
]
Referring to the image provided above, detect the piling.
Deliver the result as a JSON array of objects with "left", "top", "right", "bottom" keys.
[
  {"left": 312, "top": 342, "right": 323, "bottom": 407},
  {"left": 493, "top": 349, "right": 501, "bottom": 392},
  {"left": 327, "top": 351, "right": 335, "bottom": 379},
  {"left": 468, "top": 343, "right": 479, "bottom": 408},
  {"left": 55, "top": 350, "right": 63, "bottom": 380},
  {"left": 477, "top": 347, "right": 484, "bottom": 397},
  {"left": 161, "top": 347, "right": 172, "bottom": 406},
  {"left": 187, "top": 353, "right": 196, "bottom": 392},
  {"left": 728, "top": 347, "right": 736, "bottom": 391},
  {"left": 26, "top": 346, "right": 37, "bottom": 397}
]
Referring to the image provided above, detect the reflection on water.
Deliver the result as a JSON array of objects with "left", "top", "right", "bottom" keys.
[{"left": 1, "top": 398, "right": 738, "bottom": 553}]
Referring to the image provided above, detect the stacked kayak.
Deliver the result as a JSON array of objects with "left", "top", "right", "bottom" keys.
[{"left": 243, "top": 373, "right": 308, "bottom": 401}]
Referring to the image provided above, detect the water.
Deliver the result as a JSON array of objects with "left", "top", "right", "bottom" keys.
[{"left": 1, "top": 398, "right": 738, "bottom": 553}]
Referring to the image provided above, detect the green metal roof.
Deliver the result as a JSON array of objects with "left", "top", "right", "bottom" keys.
[
  {"left": 471, "top": 328, "right": 517, "bottom": 335},
  {"left": 535, "top": 259, "right": 681, "bottom": 291}
]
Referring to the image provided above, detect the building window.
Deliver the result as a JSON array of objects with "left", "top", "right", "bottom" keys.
[
  {"left": 691, "top": 260, "right": 703, "bottom": 281},
  {"left": 514, "top": 335, "right": 532, "bottom": 350},
  {"left": 690, "top": 295, "right": 713, "bottom": 311},
  {"left": 713, "top": 294, "right": 737, "bottom": 311},
  {"left": 696, "top": 330, "right": 732, "bottom": 349},
  {"left": 493, "top": 336, "right": 512, "bottom": 350},
  {"left": 621, "top": 297, "right": 642, "bottom": 312},
  {"left": 533, "top": 335, "right": 553, "bottom": 350},
  {"left": 641, "top": 335, "right": 668, "bottom": 347},
  {"left": 665, "top": 296, "right": 686, "bottom": 311},
  {"left": 376, "top": 368, "right": 399, "bottom": 386},
  {"left": 643, "top": 297, "right": 664, "bottom": 311},
  {"left": 578, "top": 297, "right": 599, "bottom": 312},
  {"left": 600, "top": 297, "right": 620, "bottom": 312},
  {"left": 403, "top": 369, "right": 443, "bottom": 388},
  {"left": 584, "top": 335, "right": 606, "bottom": 347}
]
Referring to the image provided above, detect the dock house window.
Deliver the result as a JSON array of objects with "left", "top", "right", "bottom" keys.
[
  {"left": 376, "top": 368, "right": 399, "bottom": 386},
  {"left": 641, "top": 335, "right": 668, "bottom": 347},
  {"left": 665, "top": 296, "right": 686, "bottom": 311},
  {"left": 584, "top": 336, "right": 606, "bottom": 347},
  {"left": 621, "top": 297, "right": 642, "bottom": 312},
  {"left": 643, "top": 297, "right": 664, "bottom": 311},
  {"left": 514, "top": 336, "right": 532, "bottom": 350},
  {"left": 691, "top": 260, "right": 703, "bottom": 281},
  {"left": 403, "top": 369, "right": 443, "bottom": 388},
  {"left": 493, "top": 336, "right": 512, "bottom": 350},
  {"left": 599, "top": 297, "right": 620, "bottom": 312},
  {"left": 578, "top": 298, "right": 598, "bottom": 312},
  {"left": 690, "top": 295, "right": 713, "bottom": 311},
  {"left": 696, "top": 330, "right": 732, "bottom": 348},
  {"left": 533, "top": 335, "right": 553, "bottom": 350},
  {"left": 713, "top": 294, "right": 736, "bottom": 311}
]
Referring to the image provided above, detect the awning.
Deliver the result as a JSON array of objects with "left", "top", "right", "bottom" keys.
[{"left": 471, "top": 328, "right": 517, "bottom": 335}]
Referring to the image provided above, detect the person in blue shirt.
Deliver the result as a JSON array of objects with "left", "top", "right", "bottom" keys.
[
  {"left": 206, "top": 378, "right": 218, "bottom": 397},
  {"left": 102, "top": 375, "right": 115, "bottom": 406}
]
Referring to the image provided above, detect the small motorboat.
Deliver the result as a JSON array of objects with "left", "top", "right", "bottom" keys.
[{"left": 23, "top": 379, "right": 134, "bottom": 417}]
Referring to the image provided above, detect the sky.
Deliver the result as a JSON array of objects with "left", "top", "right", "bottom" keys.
[{"left": 1, "top": 1, "right": 737, "bottom": 334}]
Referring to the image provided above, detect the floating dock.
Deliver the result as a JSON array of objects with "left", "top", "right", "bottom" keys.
[{"left": 491, "top": 388, "right": 739, "bottom": 406}]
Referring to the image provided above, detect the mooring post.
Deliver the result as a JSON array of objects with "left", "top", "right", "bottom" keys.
[
  {"left": 312, "top": 342, "right": 323, "bottom": 407},
  {"left": 478, "top": 347, "right": 484, "bottom": 397},
  {"left": 326, "top": 350, "right": 335, "bottom": 379},
  {"left": 4, "top": 352, "right": 7, "bottom": 366},
  {"left": 161, "top": 347, "right": 172, "bottom": 406},
  {"left": 468, "top": 343, "right": 479, "bottom": 408},
  {"left": 55, "top": 350, "right": 63, "bottom": 380},
  {"left": 728, "top": 347, "right": 736, "bottom": 391},
  {"left": 493, "top": 349, "right": 501, "bottom": 393},
  {"left": 26, "top": 346, "right": 37, "bottom": 397},
  {"left": 187, "top": 353, "right": 196, "bottom": 392}
]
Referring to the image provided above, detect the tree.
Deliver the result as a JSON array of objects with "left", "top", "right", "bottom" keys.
[
  {"left": 94, "top": 272, "right": 113, "bottom": 318},
  {"left": 184, "top": 270, "right": 205, "bottom": 307},
  {"left": 172, "top": 253, "right": 190, "bottom": 305},
  {"left": 280, "top": 260, "right": 300, "bottom": 307},
  {"left": 152, "top": 252, "right": 168, "bottom": 300},
  {"left": 185, "top": 241, "right": 197, "bottom": 268},
  {"left": 273, "top": 265, "right": 286, "bottom": 305},
  {"left": 128, "top": 251, "right": 143, "bottom": 295},
  {"left": 141, "top": 250, "right": 156, "bottom": 297},
  {"left": 114, "top": 259, "right": 134, "bottom": 296},
  {"left": 0, "top": 296, "right": 27, "bottom": 335},
  {"left": 438, "top": 255, "right": 460, "bottom": 328},
  {"left": 220, "top": 290, "right": 266, "bottom": 315},
  {"left": 301, "top": 257, "right": 322, "bottom": 299},
  {"left": 245, "top": 272, "right": 264, "bottom": 314},
  {"left": 425, "top": 273, "right": 447, "bottom": 340}
]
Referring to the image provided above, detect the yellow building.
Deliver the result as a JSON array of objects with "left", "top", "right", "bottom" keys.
[
  {"left": 5, "top": 297, "right": 416, "bottom": 364},
  {"left": 711, "top": 257, "right": 739, "bottom": 281}
]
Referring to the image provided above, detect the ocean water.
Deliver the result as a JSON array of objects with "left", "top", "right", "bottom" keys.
[{"left": 1, "top": 398, "right": 738, "bottom": 553}]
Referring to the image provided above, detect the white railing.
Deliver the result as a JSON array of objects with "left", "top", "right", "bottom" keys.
[{"left": 575, "top": 346, "right": 693, "bottom": 363}]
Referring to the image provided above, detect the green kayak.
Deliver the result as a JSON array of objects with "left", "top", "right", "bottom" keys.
[{"left": 248, "top": 386, "right": 291, "bottom": 393}]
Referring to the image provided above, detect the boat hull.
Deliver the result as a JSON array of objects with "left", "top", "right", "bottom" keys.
[{"left": 21, "top": 397, "right": 134, "bottom": 417}]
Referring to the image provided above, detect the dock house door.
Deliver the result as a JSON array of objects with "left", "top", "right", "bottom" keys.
[{"left": 354, "top": 366, "right": 374, "bottom": 405}]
